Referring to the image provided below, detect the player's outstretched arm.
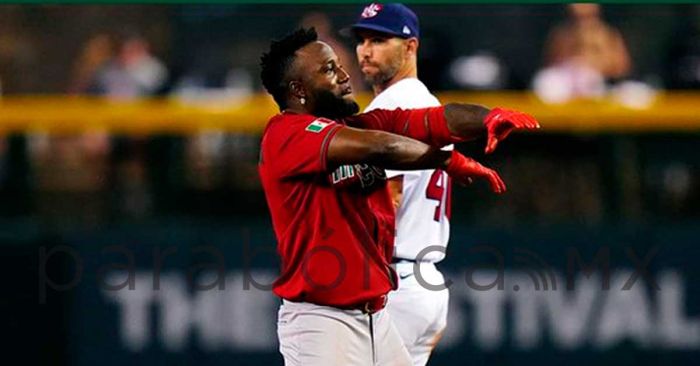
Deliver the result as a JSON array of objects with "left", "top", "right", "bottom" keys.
[
  {"left": 443, "top": 104, "right": 541, "bottom": 154},
  {"left": 326, "top": 126, "right": 505, "bottom": 193},
  {"left": 345, "top": 103, "right": 540, "bottom": 154}
]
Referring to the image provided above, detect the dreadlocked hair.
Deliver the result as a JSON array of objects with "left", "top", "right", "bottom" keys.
[{"left": 260, "top": 27, "right": 318, "bottom": 110}]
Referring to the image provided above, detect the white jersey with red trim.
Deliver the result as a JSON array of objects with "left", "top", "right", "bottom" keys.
[{"left": 364, "top": 78, "right": 452, "bottom": 263}]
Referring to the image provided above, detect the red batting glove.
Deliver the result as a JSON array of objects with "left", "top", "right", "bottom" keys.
[
  {"left": 484, "top": 107, "right": 540, "bottom": 154},
  {"left": 445, "top": 151, "right": 506, "bottom": 194}
]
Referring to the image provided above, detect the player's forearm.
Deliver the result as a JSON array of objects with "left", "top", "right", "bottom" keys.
[
  {"left": 378, "top": 133, "right": 507, "bottom": 194},
  {"left": 365, "top": 131, "right": 452, "bottom": 171},
  {"left": 392, "top": 104, "right": 490, "bottom": 148},
  {"left": 443, "top": 103, "right": 490, "bottom": 141},
  {"left": 327, "top": 128, "right": 451, "bottom": 171},
  {"left": 345, "top": 105, "right": 489, "bottom": 147},
  {"left": 413, "top": 103, "right": 543, "bottom": 149}
]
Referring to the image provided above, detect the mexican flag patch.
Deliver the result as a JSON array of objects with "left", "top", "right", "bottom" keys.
[{"left": 305, "top": 119, "right": 330, "bottom": 133}]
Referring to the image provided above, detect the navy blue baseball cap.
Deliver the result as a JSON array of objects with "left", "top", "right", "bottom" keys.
[{"left": 349, "top": 3, "right": 419, "bottom": 39}]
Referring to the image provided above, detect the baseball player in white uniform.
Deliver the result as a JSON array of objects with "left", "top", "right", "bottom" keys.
[{"left": 351, "top": 3, "right": 451, "bottom": 365}]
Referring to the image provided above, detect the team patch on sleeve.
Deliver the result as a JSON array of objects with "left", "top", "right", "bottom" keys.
[{"left": 305, "top": 119, "right": 332, "bottom": 133}]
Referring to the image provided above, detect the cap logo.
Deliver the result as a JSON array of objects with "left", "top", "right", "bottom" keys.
[
  {"left": 361, "top": 3, "right": 382, "bottom": 18},
  {"left": 402, "top": 25, "right": 411, "bottom": 35}
]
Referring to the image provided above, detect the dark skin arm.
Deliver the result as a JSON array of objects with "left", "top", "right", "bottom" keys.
[
  {"left": 443, "top": 103, "right": 490, "bottom": 140},
  {"left": 326, "top": 124, "right": 506, "bottom": 194},
  {"left": 344, "top": 103, "right": 489, "bottom": 143},
  {"left": 329, "top": 103, "right": 490, "bottom": 169},
  {"left": 444, "top": 103, "right": 540, "bottom": 154},
  {"left": 326, "top": 126, "right": 452, "bottom": 171},
  {"left": 343, "top": 103, "right": 537, "bottom": 153}
]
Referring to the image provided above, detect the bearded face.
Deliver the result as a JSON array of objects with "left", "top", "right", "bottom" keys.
[
  {"left": 355, "top": 30, "right": 409, "bottom": 88},
  {"left": 309, "top": 87, "right": 360, "bottom": 119},
  {"left": 291, "top": 41, "right": 359, "bottom": 119},
  {"left": 362, "top": 48, "right": 404, "bottom": 86}
]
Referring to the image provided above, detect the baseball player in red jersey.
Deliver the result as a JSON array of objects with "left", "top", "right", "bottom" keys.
[{"left": 259, "top": 28, "right": 538, "bottom": 366}]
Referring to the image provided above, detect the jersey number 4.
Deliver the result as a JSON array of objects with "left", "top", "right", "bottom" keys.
[{"left": 425, "top": 169, "right": 452, "bottom": 222}]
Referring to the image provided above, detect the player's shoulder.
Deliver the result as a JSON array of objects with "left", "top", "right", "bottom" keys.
[
  {"left": 263, "top": 113, "right": 319, "bottom": 148},
  {"left": 265, "top": 113, "right": 334, "bottom": 136}
]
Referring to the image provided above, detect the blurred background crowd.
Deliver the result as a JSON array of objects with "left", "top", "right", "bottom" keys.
[{"left": 2, "top": 4, "right": 700, "bottom": 96}]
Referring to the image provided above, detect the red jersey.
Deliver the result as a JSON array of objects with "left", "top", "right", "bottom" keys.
[{"left": 259, "top": 107, "right": 448, "bottom": 308}]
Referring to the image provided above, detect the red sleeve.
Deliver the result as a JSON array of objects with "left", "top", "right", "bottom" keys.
[
  {"left": 263, "top": 115, "right": 344, "bottom": 178},
  {"left": 341, "top": 107, "right": 460, "bottom": 147}
]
